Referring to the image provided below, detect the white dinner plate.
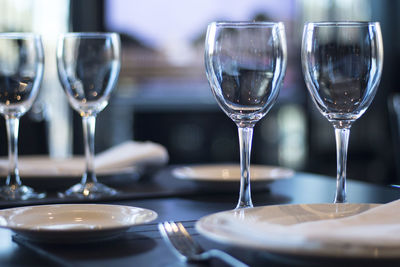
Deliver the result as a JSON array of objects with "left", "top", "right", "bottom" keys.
[
  {"left": 196, "top": 203, "right": 400, "bottom": 259},
  {"left": 0, "top": 204, "right": 157, "bottom": 243},
  {"left": 0, "top": 156, "right": 137, "bottom": 177},
  {"left": 172, "top": 164, "right": 294, "bottom": 185}
]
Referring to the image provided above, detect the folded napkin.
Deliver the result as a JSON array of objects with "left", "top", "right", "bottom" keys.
[
  {"left": 223, "top": 200, "right": 400, "bottom": 247},
  {"left": 0, "top": 141, "right": 169, "bottom": 177}
]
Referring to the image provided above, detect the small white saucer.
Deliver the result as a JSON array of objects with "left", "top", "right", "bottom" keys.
[{"left": 0, "top": 204, "right": 157, "bottom": 243}]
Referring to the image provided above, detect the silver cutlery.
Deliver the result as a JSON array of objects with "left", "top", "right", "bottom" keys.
[{"left": 158, "top": 221, "right": 248, "bottom": 267}]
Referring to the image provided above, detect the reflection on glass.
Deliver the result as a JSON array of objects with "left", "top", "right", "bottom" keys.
[
  {"left": 205, "top": 22, "right": 287, "bottom": 209},
  {"left": 0, "top": 33, "right": 45, "bottom": 200},
  {"left": 57, "top": 32, "right": 121, "bottom": 199},
  {"left": 301, "top": 22, "right": 383, "bottom": 203}
]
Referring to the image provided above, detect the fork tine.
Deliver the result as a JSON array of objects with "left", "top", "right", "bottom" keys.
[
  {"left": 168, "top": 221, "right": 200, "bottom": 255},
  {"left": 166, "top": 222, "right": 185, "bottom": 250},
  {"left": 160, "top": 221, "right": 249, "bottom": 267},
  {"left": 175, "top": 222, "right": 203, "bottom": 253},
  {"left": 158, "top": 222, "right": 187, "bottom": 260},
  {"left": 164, "top": 222, "right": 195, "bottom": 256},
  {"left": 162, "top": 221, "right": 182, "bottom": 250}
]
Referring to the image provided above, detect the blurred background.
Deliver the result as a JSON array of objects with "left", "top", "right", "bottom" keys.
[{"left": 0, "top": 0, "right": 399, "bottom": 185}]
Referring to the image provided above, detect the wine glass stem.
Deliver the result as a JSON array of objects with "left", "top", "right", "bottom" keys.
[
  {"left": 82, "top": 115, "right": 98, "bottom": 184},
  {"left": 5, "top": 116, "right": 21, "bottom": 187},
  {"left": 236, "top": 126, "right": 254, "bottom": 209},
  {"left": 334, "top": 127, "right": 350, "bottom": 203}
]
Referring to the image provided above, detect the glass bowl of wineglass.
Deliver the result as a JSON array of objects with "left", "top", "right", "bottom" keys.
[
  {"left": 205, "top": 22, "right": 287, "bottom": 209},
  {"left": 0, "top": 33, "right": 46, "bottom": 200},
  {"left": 301, "top": 22, "right": 383, "bottom": 203},
  {"left": 57, "top": 32, "right": 121, "bottom": 199}
]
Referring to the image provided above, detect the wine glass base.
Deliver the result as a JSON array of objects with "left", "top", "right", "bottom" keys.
[
  {"left": 0, "top": 185, "right": 46, "bottom": 200},
  {"left": 235, "top": 202, "right": 254, "bottom": 209},
  {"left": 58, "top": 182, "right": 118, "bottom": 199}
]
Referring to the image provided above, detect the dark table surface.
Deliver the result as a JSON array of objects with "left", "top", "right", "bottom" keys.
[{"left": 0, "top": 166, "right": 399, "bottom": 267}]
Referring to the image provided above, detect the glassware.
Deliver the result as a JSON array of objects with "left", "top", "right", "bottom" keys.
[
  {"left": 0, "top": 33, "right": 45, "bottom": 200},
  {"left": 301, "top": 22, "right": 383, "bottom": 203},
  {"left": 57, "top": 32, "right": 121, "bottom": 198},
  {"left": 205, "top": 22, "right": 287, "bottom": 209}
]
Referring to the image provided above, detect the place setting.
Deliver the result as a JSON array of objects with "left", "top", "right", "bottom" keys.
[
  {"left": 2, "top": 0, "right": 400, "bottom": 266},
  {"left": 186, "top": 20, "right": 400, "bottom": 264},
  {"left": 0, "top": 32, "right": 166, "bottom": 199},
  {"left": 0, "top": 20, "right": 394, "bottom": 262},
  {"left": 0, "top": 140, "right": 169, "bottom": 195},
  {"left": 0, "top": 4, "right": 399, "bottom": 266},
  {"left": 0, "top": 32, "right": 163, "bottom": 253},
  {"left": 0, "top": 32, "right": 164, "bottom": 248}
]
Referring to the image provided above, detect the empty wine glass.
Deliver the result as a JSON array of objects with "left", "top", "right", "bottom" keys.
[
  {"left": 57, "top": 32, "right": 121, "bottom": 199},
  {"left": 205, "top": 22, "right": 287, "bottom": 209},
  {"left": 0, "top": 33, "right": 45, "bottom": 200},
  {"left": 301, "top": 22, "right": 383, "bottom": 203}
]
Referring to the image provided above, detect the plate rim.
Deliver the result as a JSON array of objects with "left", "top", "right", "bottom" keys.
[
  {"left": 195, "top": 203, "right": 400, "bottom": 259},
  {"left": 0, "top": 203, "right": 158, "bottom": 233},
  {"left": 0, "top": 156, "right": 142, "bottom": 177},
  {"left": 172, "top": 164, "right": 295, "bottom": 182}
]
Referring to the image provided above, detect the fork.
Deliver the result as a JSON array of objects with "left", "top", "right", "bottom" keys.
[{"left": 158, "top": 221, "right": 249, "bottom": 267}]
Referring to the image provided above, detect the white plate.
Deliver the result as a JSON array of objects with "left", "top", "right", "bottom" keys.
[
  {"left": 0, "top": 141, "right": 169, "bottom": 177},
  {"left": 0, "top": 156, "right": 137, "bottom": 177},
  {"left": 172, "top": 164, "right": 294, "bottom": 183},
  {"left": 0, "top": 204, "right": 157, "bottom": 243},
  {"left": 196, "top": 203, "right": 400, "bottom": 259}
]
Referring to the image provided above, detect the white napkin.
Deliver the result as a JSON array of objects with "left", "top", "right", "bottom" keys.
[
  {"left": 0, "top": 141, "right": 169, "bottom": 177},
  {"left": 223, "top": 200, "right": 400, "bottom": 247}
]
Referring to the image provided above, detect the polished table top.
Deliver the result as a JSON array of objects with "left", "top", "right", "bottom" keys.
[{"left": 0, "top": 167, "right": 399, "bottom": 267}]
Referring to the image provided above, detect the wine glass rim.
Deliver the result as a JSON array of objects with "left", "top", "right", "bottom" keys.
[
  {"left": 305, "top": 21, "right": 380, "bottom": 27},
  {"left": 210, "top": 21, "right": 284, "bottom": 27},
  {"left": 60, "top": 32, "right": 119, "bottom": 38},
  {"left": 0, "top": 32, "right": 41, "bottom": 39}
]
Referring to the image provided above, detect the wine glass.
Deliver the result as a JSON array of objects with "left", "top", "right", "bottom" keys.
[
  {"left": 301, "top": 22, "right": 383, "bottom": 203},
  {"left": 57, "top": 32, "right": 121, "bottom": 199},
  {"left": 205, "top": 22, "right": 287, "bottom": 209},
  {"left": 0, "top": 33, "right": 45, "bottom": 200}
]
